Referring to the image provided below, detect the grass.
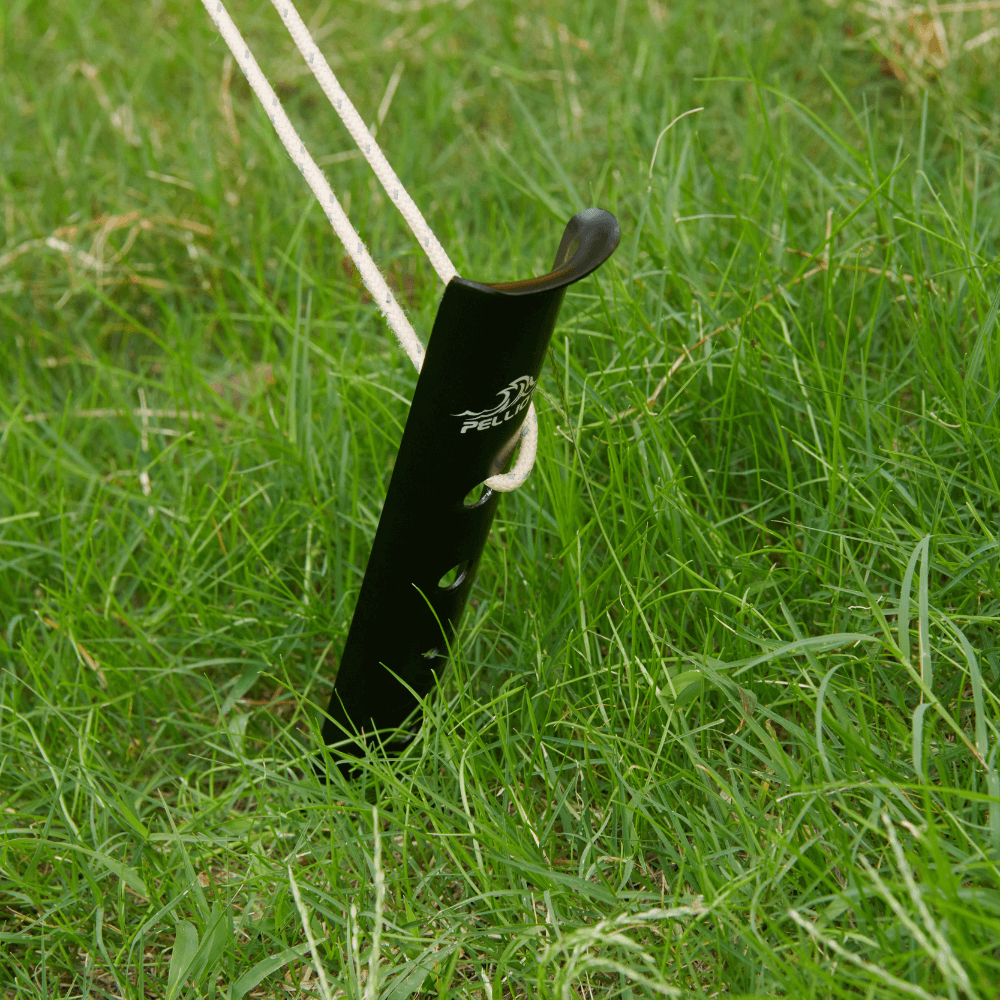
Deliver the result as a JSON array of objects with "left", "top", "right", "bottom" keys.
[{"left": 2, "top": 0, "right": 1000, "bottom": 996}]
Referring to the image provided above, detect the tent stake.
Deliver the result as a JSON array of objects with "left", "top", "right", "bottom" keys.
[{"left": 320, "top": 207, "right": 620, "bottom": 773}]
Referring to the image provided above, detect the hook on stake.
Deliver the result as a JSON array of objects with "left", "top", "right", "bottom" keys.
[{"left": 320, "top": 207, "right": 620, "bottom": 773}]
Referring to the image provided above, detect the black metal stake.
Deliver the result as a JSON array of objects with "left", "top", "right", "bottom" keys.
[{"left": 320, "top": 207, "right": 620, "bottom": 769}]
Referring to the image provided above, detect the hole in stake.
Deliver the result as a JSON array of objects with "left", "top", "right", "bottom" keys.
[
  {"left": 463, "top": 484, "right": 492, "bottom": 508},
  {"left": 438, "top": 562, "right": 468, "bottom": 590}
]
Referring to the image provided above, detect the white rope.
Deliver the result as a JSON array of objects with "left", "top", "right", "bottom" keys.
[
  {"left": 271, "top": 1, "right": 457, "bottom": 286},
  {"left": 201, "top": 0, "right": 537, "bottom": 492},
  {"left": 201, "top": 0, "right": 424, "bottom": 369}
]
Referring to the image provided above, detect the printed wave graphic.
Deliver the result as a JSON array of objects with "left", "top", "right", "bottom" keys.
[{"left": 453, "top": 375, "right": 537, "bottom": 419}]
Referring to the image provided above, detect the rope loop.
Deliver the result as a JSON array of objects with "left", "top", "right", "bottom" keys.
[{"left": 201, "top": 0, "right": 538, "bottom": 489}]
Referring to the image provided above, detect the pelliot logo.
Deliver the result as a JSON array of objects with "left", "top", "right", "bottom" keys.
[{"left": 454, "top": 375, "right": 536, "bottom": 434}]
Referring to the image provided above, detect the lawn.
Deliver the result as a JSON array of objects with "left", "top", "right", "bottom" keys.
[{"left": 2, "top": 0, "right": 1000, "bottom": 996}]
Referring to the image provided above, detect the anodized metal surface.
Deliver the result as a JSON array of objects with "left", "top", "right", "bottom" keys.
[{"left": 321, "top": 207, "right": 620, "bottom": 761}]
